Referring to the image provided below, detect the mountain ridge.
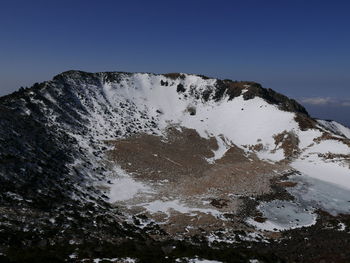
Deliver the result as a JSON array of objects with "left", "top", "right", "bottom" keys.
[{"left": 2, "top": 70, "right": 309, "bottom": 115}]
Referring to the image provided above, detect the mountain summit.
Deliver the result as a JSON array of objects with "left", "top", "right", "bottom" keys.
[{"left": 1, "top": 71, "right": 350, "bottom": 262}]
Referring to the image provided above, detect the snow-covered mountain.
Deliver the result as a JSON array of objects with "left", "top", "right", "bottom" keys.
[{"left": 1, "top": 70, "right": 350, "bottom": 262}]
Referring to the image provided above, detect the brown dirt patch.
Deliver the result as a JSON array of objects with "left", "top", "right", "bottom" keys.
[
  {"left": 294, "top": 113, "right": 317, "bottom": 131},
  {"left": 314, "top": 132, "right": 350, "bottom": 147},
  {"left": 105, "top": 126, "right": 289, "bottom": 238},
  {"left": 253, "top": 216, "right": 267, "bottom": 223},
  {"left": 273, "top": 130, "right": 300, "bottom": 159},
  {"left": 107, "top": 127, "right": 216, "bottom": 182},
  {"left": 276, "top": 181, "right": 298, "bottom": 187}
]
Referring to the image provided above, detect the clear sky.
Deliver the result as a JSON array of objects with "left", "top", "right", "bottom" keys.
[{"left": 1, "top": 0, "right": 349, "bottom": 125}]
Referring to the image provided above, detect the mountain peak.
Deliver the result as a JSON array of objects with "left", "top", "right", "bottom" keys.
[{"left": 49, "top": 70, "right": 309, "bottom": 116}]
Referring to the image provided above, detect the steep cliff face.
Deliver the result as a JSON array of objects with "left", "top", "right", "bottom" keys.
[{"left": 1, "top": 71, "right": 350, "bottom": 262}]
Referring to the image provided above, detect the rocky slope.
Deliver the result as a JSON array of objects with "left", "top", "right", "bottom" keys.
[{"left": 0, "top": 71, "right": 350, "bottom": 262}]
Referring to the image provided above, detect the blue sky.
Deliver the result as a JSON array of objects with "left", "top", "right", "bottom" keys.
[{"left": 0, "top": 0, "right": 349, "bottom": 125}]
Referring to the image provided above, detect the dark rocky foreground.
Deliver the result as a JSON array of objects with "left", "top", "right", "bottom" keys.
[{"left": 1, "top": 194, "right": 350, "bottom": 263}]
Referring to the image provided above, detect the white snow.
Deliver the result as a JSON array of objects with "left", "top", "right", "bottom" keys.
[
  {"left": 257, "top": 147, "right": 285, "bottom": 162},
  {"left": 69, "top": 253, "right": 77, "bottom": 259},
  {"left": 247, "top": 217, "right": 316, "bottom": 232},
  {"left": 318, "top": 120, "right": 350, "bottom": 139},
  {"left": 176, "top": 258, "right": 223, "bottom": 263},
  {"left": 81, "top": 258, "right": 135, "bottom": 263},
  {"left": 206, "top": 135, "right": 231, "bottom": 163},
  {"left": 143, "top": 200, "right": 221, "bottom": 217},
  {"left": 179, "top": 95, "right": 296, "bottom": 155},
  {"left": 338, "top": 222, "right": 346, "bottom": 231},
  {"left": 286, "top": 174, "right": 350, "bottom": 216},
  {"left": 291, "top": 137, "right": 350, "bottom": 189},
  {"left": 291, "top": 156, "right": 350, "bottom": 189},
  {"left": 304, "top": 140, "right": 350, "bottom": 155},
  {"left": 108, "top": 166, "right": 152, "bottom": 202},
  {"left": 247, "top": 199, "right": 317, "bottom": 232},
  {"left": 207, "top": 230, "right": 267, "bottom": 245},
  {"left": 297, "top": 129, "right": 323, "bottom": 150},
  {"left": 189, "top": 260, "right": 222, "bottom": 263}
]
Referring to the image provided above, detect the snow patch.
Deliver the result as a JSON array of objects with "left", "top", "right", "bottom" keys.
[
  {"left": 287, "top": 174, "right": 350, "bottom": 215},
  {"left": 176, "top": 258, "right": 223, "bottom": 263},
  {"left": 81, "top": 258, "right": 136, "bottom": 263},
  {"left": 305, "top": 140, "right": 350, "bottom": 155},
  {"left": 291, "top": 155, "right": 350, "bottom": 189},
  {"left": 143, "top": 200, "right": 221, "bottom": 217},
  {"left": 108, "top": 166, "right": 152, "bottom": 202},
  {"left": 206, "top": 135, "right": 231, "bottom": 163},
  {"left": 247, "top": 200, "right": 317, "bottom": 232},
  {"left": 338, "top": 222, "right": 346, "bottom": 231}
]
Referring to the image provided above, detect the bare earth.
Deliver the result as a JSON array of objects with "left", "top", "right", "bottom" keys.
[{"left": 106, "top": 126, "right": 289, "bottom": 239}]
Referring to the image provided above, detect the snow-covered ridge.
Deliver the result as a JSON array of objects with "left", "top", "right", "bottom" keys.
[{"left": 318, "top": 119, "right": 350, "bottom": 139}]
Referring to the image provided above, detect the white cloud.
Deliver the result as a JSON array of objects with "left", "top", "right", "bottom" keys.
[
  {"left": 299, "top": 97, "right": 350, "bottom": 107},
  {"left": 341, "top": 101, "right": 350, "bottom": 107},
  {"left": 300, "top": 97, "right": 333, "bottom": 105}
]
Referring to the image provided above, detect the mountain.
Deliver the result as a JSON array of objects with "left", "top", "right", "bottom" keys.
[{"left": 1, "top": 70, "right": 350, "bottom": 262}]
